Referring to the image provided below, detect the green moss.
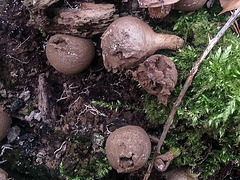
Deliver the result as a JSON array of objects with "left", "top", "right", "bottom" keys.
[
  {"left": 173, "top": 8, "right": 227, "bottom": 46},
  {"left": 60, "top": 135, "right": 112, "bottom": 180},
  {"left": 2, "top": 148, "right": 53, "bottom": 180},
  {"left": 92, "top": 100, "right": 141, "bottom": 112},
  {"left": 142, "top": 7, "right": 240, "bottom": 179},
  {"left": 141, "top": 94, "right": 170, "bottom": 124}
]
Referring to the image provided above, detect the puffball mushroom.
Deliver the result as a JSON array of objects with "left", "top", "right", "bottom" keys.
[
  {"left": 101, "top": 16, "right": 184, "bottom": 73},
  {"left": 173, "top": 0, "right": 207, "bottom": 11},
  {"left": 106, "top": 125, "right": 151, "bottom": 173},
  {"left": 0, "top": 168, "right": 8, "bottom": 180},
  {"left": 46, "top": 34, "right": 95, "bottom": 74},
  {"left": 0, "top": 108, "right": 11, "bottom": 142},
  {"left": 132, "top": 54, "right": 178, "bottom": 105}
]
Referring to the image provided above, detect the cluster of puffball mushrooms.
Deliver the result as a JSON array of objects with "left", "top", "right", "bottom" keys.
[
  {"left": 46, "top": 16, "right": 184, "bottom": 105},
  {"left": 45, "top": 15, "right": 183, "bottom": 174},
  {"left": 44, "top": 1, "right": 208, "bottom": 176},
  {"left": 45, "top": 0, "right": 209, "bottom": 105},
  {"left": 45, "top": 0, "right": 208, "bottom": 106},
  {"left": 0, "top": 0, "right": 208, "bottom": 178}
]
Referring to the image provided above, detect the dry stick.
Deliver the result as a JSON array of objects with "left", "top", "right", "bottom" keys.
[{"left": 143, "top": 6, "right": 240, "bottom": 180}]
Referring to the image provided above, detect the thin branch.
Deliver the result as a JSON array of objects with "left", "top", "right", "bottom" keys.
[{"left": 144, "top": 6, "right": 240, "bottom": 180}]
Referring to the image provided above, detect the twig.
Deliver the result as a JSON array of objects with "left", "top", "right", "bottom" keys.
[
  {"left": 54, "top": 141, "right": 67, "bottom": 155},
  {"left": 6, "top": 54, "right": 30, "bottom": 64},
  {"left": 15, "top": 36, "right": 31, "bottom": 49},
  {"left": 144, "top": 6, "right": 240, "bottom": 180}
]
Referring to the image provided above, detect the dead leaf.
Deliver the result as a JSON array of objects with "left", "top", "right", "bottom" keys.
[{"left": 219, "top": 0, "right": 240, "bottom": 14}]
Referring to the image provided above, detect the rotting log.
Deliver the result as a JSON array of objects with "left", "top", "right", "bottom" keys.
[{"left": 24, "top": 1, "right": 117, "bottom": 37}]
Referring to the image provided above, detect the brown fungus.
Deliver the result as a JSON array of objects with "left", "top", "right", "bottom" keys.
[
  {"left": 105, "top": 125, "right": 151, "bottom": 173},
  {"left": 173, "top": 0, "right": 207, "bottom": 11},
  {"left": 46, "top": 34, "right": 95, "bottom": 74},
  {"left": 101, "top": 16, "right": 184, "bottom": 73},
  {"left": 0, "top": 107, "right": 12, "bottom": 142},
  {"left": 0, "top": 168, "right": 8, "bottom": 180},
  {"left": 132, "top": 54, "right": 177, "bottom": 105}
]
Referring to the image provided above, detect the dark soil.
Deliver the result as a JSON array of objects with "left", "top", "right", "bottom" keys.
[{"left": 0, "top": 0, "right": 239, "bottom": 180}]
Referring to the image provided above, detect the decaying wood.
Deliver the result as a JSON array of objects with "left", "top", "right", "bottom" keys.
[
  {"left": 24, "top": 1, "right": 116, "bottom": 37},
  {"left": 38, "top": 73, "right": 53, "bottom": 125},
  {"left": 24, "top": 0, "right": 59, "bottom": 10},
  {"left": 144, "top": 5, "right": 240, "bottom": 180}
]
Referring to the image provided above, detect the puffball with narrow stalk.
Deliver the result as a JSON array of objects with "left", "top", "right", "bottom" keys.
[
  {"left": 101, "top": 16, "right": 184, "bottom": 73},
  {"left": 0, "top": 108, "right": 11, "bottom": 142},
  {"left": 106, "top": 125, "right": 151, "bottom": 173},
  {"left": 46, "top": 34, "right": 95, "bottom": 74}
]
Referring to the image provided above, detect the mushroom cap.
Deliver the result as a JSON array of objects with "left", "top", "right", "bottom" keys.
[
  {"left": 138, "top": 0, "right": 180, "bottom": 8},
  {"left": 46, "top": 34, "right": 95, "bottom": 74},
  {"left": 173, "top": 0, "right": 207, "bottom": 11},
  {"left": 0, "top": 109, "right": 11, "bottom": 142},
  {"left": 106, "top": 125, "right": 151, "bottom": 173},
  {"left": 132, "top": 54, "right": 178, "bottom": 106}
]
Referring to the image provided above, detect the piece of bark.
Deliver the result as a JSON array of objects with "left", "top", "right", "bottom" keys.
[
  {"left": 49, "top": 3, "right": 116, "bottom": 37},
  {"left": 24, "top": 2, "right": 117, "bottom": 37},
  {"left": 38, "top": 73, "right": 53, "bottom": 125}
]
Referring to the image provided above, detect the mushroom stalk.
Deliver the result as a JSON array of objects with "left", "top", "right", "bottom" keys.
[{"left": 151, "top": 33, "right": 185, "bottom": 50}]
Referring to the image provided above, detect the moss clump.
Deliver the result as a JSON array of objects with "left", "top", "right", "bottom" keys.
[
  {"left": 173, "top": 7, "right": 227, "bottom": 47},
  {"left": 142, "top": 6, "right": 240, "bottom": 179},
  {"left": 60, "top": 135, "right": 112, "bottom": 180},
  {"left": 142, "top": 94, "right": 170, "bottom": 124},
  {"left": 2, "top": 149, "right": 53, "bottom": 180}
]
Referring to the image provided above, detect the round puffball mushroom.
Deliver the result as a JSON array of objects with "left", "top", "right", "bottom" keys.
[
  {"left": 46, "top": 34, "right": 95, "bottom": 74},
  {"left": 0, "top": 108, "right": 11, "bottom": 142},
  {"left": 106, "top": 125, "right": 151, "bottom": 173},
  {"left": 101, "top": 16, "right": 184, "bottom": 73},
  {"left": 0, "top": 168, "right": 8, "bottom": 180},
  {"left": 132, "top": 54, "right": 178, "bottom": 106}
]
